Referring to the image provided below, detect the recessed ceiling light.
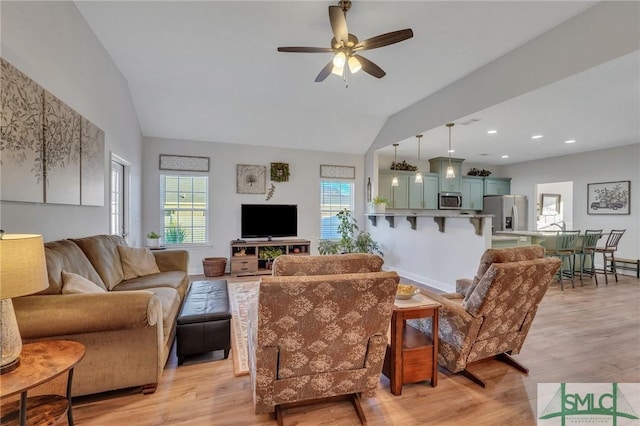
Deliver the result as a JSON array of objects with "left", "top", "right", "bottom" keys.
[
  {"left": 487, "top": 129, "right": 498, "bottom": 134},
  {"left": 565, "top": 139, "right": 576, "bottom": 144},
  {"left": 501, "top": 155, "right": 509, "bottom": 159},
  {"left": 531, "top": 134, "right": 544, "bottom": 139}
]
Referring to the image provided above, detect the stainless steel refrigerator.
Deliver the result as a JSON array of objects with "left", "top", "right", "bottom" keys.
[{"left": 482, "top": 195, "right": 528, "bottom": 233}]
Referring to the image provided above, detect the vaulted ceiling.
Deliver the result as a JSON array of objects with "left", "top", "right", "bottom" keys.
[{"left": 75, "top": 1, "right": 639, "bottom": 165}]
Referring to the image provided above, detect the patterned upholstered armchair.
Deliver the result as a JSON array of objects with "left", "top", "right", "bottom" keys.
[
  {"left": 248, "top": 254, "right": 399, "bottom": 425},
  {"left": 410, "top": 245, "right": 561, "bottom": 387}
]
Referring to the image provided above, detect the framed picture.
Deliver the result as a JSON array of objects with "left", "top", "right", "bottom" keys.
[
  {"left": 237, "top": 164, "right": 266, "bottom": 194},
  {"left": 587, "top": 181, "right": 630, "bottom": 215},
  {"left": 159, "top": 154, "right": 210, "bottom": 172},
  {"left": 320, "top": 164, "right": 355, "bottom": 179}
]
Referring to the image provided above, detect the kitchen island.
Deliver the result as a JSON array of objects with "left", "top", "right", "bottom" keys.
[
  {"left": 365, "top": 211, "right": 493, "bottom": 292},
  {"left": 495, "top": 230, "right": 566, "bottom": 250}
]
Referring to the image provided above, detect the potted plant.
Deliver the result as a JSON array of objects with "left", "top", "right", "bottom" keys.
[
  {"left": 146, "top": 231, "right": 162, "bottom": 248},
  {"left": 368, "top": 196, "right": 389, "bottom": 214},
  {"left": 318, "top": 209, "right": 383, "bottom": 256},
  {"left": 258, "top": 246, "right": 284, "bottom": 269}
]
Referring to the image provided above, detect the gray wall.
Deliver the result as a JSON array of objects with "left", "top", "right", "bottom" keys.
[
  {"left": 503, "top": 144, "right": 639, "bottom": 260},
  {"left": 0, "top": 1, "right": 143, "bottom": 243},
  {"left": 143, "top": 137, "right": 365, "bottom": 274}
]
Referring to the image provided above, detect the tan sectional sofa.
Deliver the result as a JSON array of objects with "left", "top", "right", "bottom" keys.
[{"left": 13, "top": 234, "right": 189, "bottom": 397}]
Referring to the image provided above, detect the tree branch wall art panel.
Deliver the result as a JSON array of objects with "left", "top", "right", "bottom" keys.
[
  {"left": 0, "top": 58, "right": 45, "bottom": 203},
  {"left": 81, "top": 118, "right": 105, "bottom": 206},
  {"left": 44, "top": 91, "right": 81, "bottom": 205}
]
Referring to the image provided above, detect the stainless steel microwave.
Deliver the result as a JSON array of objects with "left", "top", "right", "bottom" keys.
[{"left": 439, "top": 192, "right": 462, "bottom": 209}]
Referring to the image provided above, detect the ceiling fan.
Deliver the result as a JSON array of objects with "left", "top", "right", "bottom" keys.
[{"left": 277, "top": 0, "right": 413, "bottom": 82}]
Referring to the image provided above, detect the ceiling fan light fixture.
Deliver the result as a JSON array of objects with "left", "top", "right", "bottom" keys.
[
  {"left": 276, "top": 3, "right": 413, "bottom": 83},
  {"left": 348, "top": 56, "right": 361, "bottom": 73}
]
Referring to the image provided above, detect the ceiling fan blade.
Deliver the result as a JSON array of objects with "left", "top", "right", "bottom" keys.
[
  {"left": 315, "top": 61, "right": 334, "bottom": 82},
  {"left": 356, "top": 55, "right": 386, "bottom": 79},
  {"left": 354, "top": 29, "right": 414, "bottom": 51},
  {"left": 278, "top": 46, "right": 334, "bottom": 53},
  {"left": 329, "top": 5, "right": 349, "bottom": 45}
]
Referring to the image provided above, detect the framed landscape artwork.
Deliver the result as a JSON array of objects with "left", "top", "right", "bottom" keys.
[{"left": 587, "top": 181, "right": 630, "bottom": 215}]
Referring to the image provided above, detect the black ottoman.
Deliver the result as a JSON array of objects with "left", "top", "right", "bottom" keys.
[{"left": 176, "top": 280, "right": 231, "bottom": 365}]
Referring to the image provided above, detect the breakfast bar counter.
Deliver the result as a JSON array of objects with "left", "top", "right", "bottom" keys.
[{"left": 365, "top": 212, "right": 493, "bottom": 293}]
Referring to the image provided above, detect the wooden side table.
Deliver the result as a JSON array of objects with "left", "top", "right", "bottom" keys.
[
  {"left": 382, "top": 293, "right": 441, "bottom": 396},
  {"left": 0, "top": 340, "right": 85, "bottom": 426}
]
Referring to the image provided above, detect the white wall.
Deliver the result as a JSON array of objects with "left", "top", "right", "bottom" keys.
[
  {"left": 503, "top": 144, "right": 640, "bottom": 260},
  {"left": 142, "top": 137, "right": 364, "bottom": 274},
  {"left": 0, "top": 2, "right": 143, "bottom": 243},
  {"left": 368, "top": 215, "right": 492, "bottom": 292}
]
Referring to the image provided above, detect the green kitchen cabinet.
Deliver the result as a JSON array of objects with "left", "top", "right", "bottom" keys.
[
  {"left": 422, "top": 173, "right": 439, "bottom": 209},
  {"left": 484, "top": 177, "right": 511, "bottom": 195},
  {"left": 429, "top": 157, "right": 464, "bottom": 193},
  {"left": 462, "top": 176, "right": 484, "bottom": 210},
  {"left": 379, "top": 172, "right": 409, "bottom": 209}
]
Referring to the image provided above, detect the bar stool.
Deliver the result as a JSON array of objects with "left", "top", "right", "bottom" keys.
[
  {"left": 574, "top": 229, "right": 602, "bottom": 286},
  {"left": 595, "top": 229, "right": 625, "bottom": 284},
  {"left": 546, "top": 230, "right": 580, "bottom": 290}
]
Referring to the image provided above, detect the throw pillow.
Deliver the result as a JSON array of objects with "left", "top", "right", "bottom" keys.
[
  {"left": 61, "top": 271, "right": 107, "bottom": 294},
  {"left": 117, "top": 245, "right": 161, "bottom": 280}
]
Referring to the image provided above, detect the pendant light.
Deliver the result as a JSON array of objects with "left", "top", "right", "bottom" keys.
[
  {"left": 391, "top": 143, "right": 399, "bottom": 187},
  {"left": 445, "top": 123, "right": 456, "bottom": 179},
  {"left": 414, "top": 134, "right": 423, "bottom": 183}
]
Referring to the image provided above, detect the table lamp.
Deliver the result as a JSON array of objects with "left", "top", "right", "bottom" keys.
[{"left": 0, "top": 233, "right": 48, "bottom": 374}]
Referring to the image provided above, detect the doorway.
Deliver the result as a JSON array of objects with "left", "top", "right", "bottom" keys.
[{"left": 110, "top": 154, "right": 131, "bottom": 242}]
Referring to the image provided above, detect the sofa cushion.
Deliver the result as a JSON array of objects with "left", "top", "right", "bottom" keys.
[
  {"left": 61, "top": 271, "right": 107, "bottom": 294},
  {"left": 72, "top": 235, "right": 127, "bottom": 290},
  {"left": 42, "top": 240, "right": 106, "bottom": 294},
  {"left": 112, "top": 271, "right": 189, "bottom": 300},
  {"left": 117, "top": 246, "right": 161, "bottom": 280}
]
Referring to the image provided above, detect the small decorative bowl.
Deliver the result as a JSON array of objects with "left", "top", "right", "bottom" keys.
[{"left": 396, "top": 284, "right": 419, "bottom": 300}]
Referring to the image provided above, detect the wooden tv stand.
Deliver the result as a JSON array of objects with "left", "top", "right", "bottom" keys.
[{"left": 230, "top": 239, "right": 310, "bottom": 277}]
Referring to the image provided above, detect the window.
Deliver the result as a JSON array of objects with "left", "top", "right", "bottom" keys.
[
  {"left": 320, "top": 180, "right": 354, "bottom": 239},
  {"left": 161, "top": 175, "right": 208, "bottom": 244}
]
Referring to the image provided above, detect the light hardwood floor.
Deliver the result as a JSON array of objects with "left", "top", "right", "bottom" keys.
[{"left": 72, "top": 274, "right": 640, "bottom": 425}]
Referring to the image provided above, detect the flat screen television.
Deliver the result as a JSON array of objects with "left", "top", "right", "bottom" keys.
[{"left": 241, "top": 204, "right": 297, "bottom": 239}]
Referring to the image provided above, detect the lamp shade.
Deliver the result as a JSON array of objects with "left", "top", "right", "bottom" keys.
[{"left": 0, "top": 234, "right": 48, "bottom": 299}]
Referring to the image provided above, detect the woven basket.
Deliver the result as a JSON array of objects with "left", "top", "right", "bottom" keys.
[{"left": 202, "top": 257, "right": 227, "bottom": 277}]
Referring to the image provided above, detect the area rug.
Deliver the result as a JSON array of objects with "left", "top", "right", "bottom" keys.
[{"left": 227, "top": 280, "right": 259, "bottom": 377}]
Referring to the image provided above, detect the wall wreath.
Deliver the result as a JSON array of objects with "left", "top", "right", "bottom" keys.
[{"left": 270, "top": 162, "right": 290, "bottom": 182}]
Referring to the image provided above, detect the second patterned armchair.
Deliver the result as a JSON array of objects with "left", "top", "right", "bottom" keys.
[
  {"left": 248, "top": 254, "right": 399, "bottom": 425},
  {"left": 410, "top": 245, "right": 561, "bottom": 387}
]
